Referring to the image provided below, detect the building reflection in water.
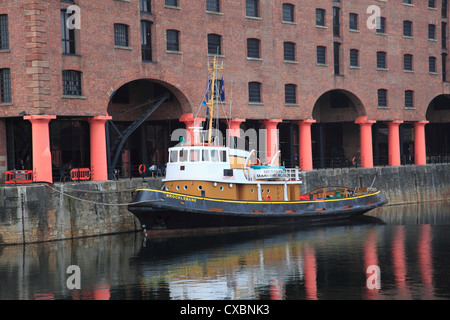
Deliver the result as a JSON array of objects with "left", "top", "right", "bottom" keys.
[{"left": 0, "top": 201, "right": 447, "bottom": 300}]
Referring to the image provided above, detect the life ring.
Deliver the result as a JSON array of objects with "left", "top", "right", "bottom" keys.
[
  {"left": 138, "top": 164, "right": 146, "bottom": 175},
  {"left": 352, "top": 157, "right": 357, "bottom": 166},
  {"left": 265, "top": 194, "right": 271, "bottom": 201}
]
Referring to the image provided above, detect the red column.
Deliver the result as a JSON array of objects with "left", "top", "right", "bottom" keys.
[
  {"left": 24, "top": 115, "right": 56, "bottom": 183},
  {"left": 414, "top": 121, "right": 428, "bottom": 165},
  {"left": 386, "top": 121, "right": 403, "bottom": 167},
  {"left": 261, "top": 119, "right": 282, "bottom": 165},
  {"left": 355, "top": 116, "right": 376, "bottom": 168},
  {"left": 227, "top": 118, "right": 245, "bottom": 137},
  {"left": 297, "top": 120, "right": 316, "bottom": 171},
  {"left": 179, "top": 113, "right": 205, "bottom": 145},
  {"left": 88, "top": 116, "right": 112, "bottom": 181}
]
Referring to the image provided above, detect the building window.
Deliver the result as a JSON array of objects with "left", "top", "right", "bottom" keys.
[
  {"left": 429, "top": 56, "right": 437, "bottom": 73},
  {"left": 248, "top": 82, "right": 261, "bottom": 103},
  {"left": 0, "top": 15, "right": 9, "bottom": 50},
  {"left": 377, "top": 89, "right": 387, "bottom": 108},
  {"left": 246, "top": 0, "right": 259, "bottom": 18},
  {"left": 285, "top": 84, "right": 297, "bottom": 104},
  {"left": 0, "top": 68, "right": 11, "bottom": 103},
  {"left": 114, "top": 24, "right": 129, "bottom": 47},
  {"left": 429, "top": 0, "right": 436, "bottom": 8},
  {"left": 165, "top": 0, "right": 178, "bottom": 7},
  {"left": 405, "top": 90, "right": 414, "bottom": 109},
  {"left": 404, "top": 54, "right": 413, "bottom": 71},
  {"left": 166, "top": 29, "right": 180, "bottom": 52},
  {"left": 350, "top": 49, "right": 359, "bottom": 67},
  {"left": 207, "top": 33, "right": 222, "bottom": 55},
  {"left": 376, "top": 16, "right": 386, "bottom": 34},
  {"left": 333, "top": 7, "right": 340, "bottom": 37},
  {"left": 442, "top": 22, "right": 447, "bottom": 49},
  {"left": 333, "top": 42, "right": 341, "bottom": 74},
  {"left": 443, "top": 53, "right": 448, "bottom": 82},
  {"left": 140, "top": 0, "right": 151, "bottom": 13},
  {"left": 429, "top": 24, "right": 436, "bottom": 40},
  {"left": 282, "top": 3, "right": 294, "bottom": 22},
  {"left": 62, "top": 70, "right": 82, "bottom": 96},
  {"left": 206, "top": 0, "right": 220, "bottom": 13},
  {"left": 247, "top": 38, "right": 260, "bottom": 59},
  {"left": 349, "top": 13, "right": 358, "bottom": 31},
  {"left": 316, "top": 9, "right": 326, "bottom": 27},
  {"left": 317, "top": 46, "right": 326, "bottom": 64},
  {"left": 443, "top": 0, "right": 448, "bottom": 18},
  {"left": 61, "top": 9, "right": 76, "bottom": 54},
  {"left": 403, "top": 20, "right": 413, "bottom": 37},
  {"left": 141, "top": 20, "right": 153, "bottom": 61},
  {"left": 377, "top": 51, "right": 387, "bottom": 69},
  {"left": 403, "top": 0, "right": 412, "bottom": 4},
  {"left": 284, "top": 42, "right": 295, "bottom": 61}
]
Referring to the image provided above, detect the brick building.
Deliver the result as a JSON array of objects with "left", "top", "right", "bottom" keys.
[{"left": 0, "top": 0, "right": 449, "bottom": 183}]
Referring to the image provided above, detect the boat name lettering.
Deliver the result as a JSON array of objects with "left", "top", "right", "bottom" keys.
[
  {"left": 166, "top": 194, "right": 197, "bottom": 202},
  {"left": 254, "top": 169, "right": 288, "bottom": 179}
]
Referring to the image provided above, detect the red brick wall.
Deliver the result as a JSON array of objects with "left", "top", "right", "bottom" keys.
[{"left": 0, "top": 0, "right": 449, "bottom": 123}]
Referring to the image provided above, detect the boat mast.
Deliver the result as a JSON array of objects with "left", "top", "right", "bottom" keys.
[{"left": 207, "top": 56, "right": 222, "bottom": 144}]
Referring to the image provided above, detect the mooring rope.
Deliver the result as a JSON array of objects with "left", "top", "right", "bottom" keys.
[{"left": 44, "top": 184, "right": 163, "bottom": 206}]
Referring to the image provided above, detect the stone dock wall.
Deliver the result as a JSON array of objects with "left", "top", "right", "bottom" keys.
[{"left": 1, "top": 164, "right": 449, "bottom": 245}]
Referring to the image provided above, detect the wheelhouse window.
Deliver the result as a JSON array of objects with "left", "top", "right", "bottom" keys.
[
  {"left": 62, "top": 70, "right": 82, "bottom": 96},
  {"left": 170, "top": 150, "right": 178, "bottom": 163},
  {"left": 114, "top": 24, "right": 129, "bottom": 47},
  {"left": 0, "top": 14, "right": 9, "bottom": 50},
  {"left": 61, "top": 9, "right": 76, "bottom": 54}
]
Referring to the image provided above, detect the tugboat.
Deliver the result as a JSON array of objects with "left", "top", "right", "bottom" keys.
[{"left": 128, "top": 57, "right": 388, "bottom": 231}]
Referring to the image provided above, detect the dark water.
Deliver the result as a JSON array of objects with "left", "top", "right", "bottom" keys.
[{"left": 1, "top": 201, "right": 450, "bottom": 301}]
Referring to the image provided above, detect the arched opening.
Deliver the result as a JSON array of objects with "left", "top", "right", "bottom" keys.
[
  {"left": 426, "top": 94, "right": 450, "bottom": 162},
  {"left": 311, "top": 90, "right": 365, "bottom": 168},
  {"left": 106, "top": 79, "right": 189, "bottom": 178}
]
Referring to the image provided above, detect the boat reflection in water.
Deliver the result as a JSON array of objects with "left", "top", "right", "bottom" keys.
[{"left": 0, "top": 201, "right": 449, "bottom": 300}]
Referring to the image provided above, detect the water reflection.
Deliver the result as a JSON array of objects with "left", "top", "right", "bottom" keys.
[{"left": 0, "top": 201, "right": 449, "bottom": 300}]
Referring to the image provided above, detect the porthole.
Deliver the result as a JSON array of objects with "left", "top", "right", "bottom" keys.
[
  {"left": 184, "top": 185, "right": 188, "bottom": 190},
  {"left": 176, "top": 185, "right": 180, "bottom": 190},
  {"left": 229, "top": 183, "right": 233, "bottom": 188},
  {"left": 219, "top": 186, "right": 224, "bottom": 191},
  {"left": 165, "top": 186, "right": 169, "bottom": 191},
  {"left": 214, "top": 182, "right": 218, "bottom": 187},
  {"left": 198, "top": 185, "right": 203, "bottom": 190},
  {"left": 267, "top": 188, "right": 270, "bottom": 193},
  {"left": 261, "top": 189, "right": 264, "bottom": 193},
  {"left": 251, "top": 189, "right": 254, "bottom": 193}
]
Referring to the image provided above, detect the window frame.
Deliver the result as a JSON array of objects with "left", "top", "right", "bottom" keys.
[
  {"left": 114, "top": 23, "right": 130, "bottom": 47},
  {"left": 62, "top": 70, "right": 82, "bottom": 97}
]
